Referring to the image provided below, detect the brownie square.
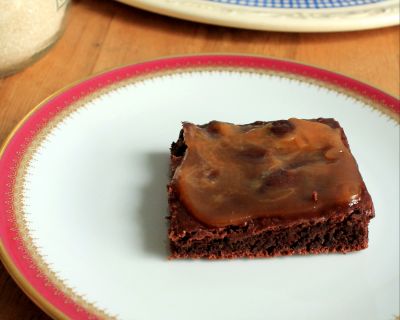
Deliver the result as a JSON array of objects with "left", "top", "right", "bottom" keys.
[{"left": 167, "top": 119, "right": 374, "bottom": 259}]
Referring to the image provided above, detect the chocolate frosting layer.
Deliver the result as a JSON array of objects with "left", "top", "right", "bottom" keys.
[{"left": 173, "top": 119, "right": 363, "bottom": 227}]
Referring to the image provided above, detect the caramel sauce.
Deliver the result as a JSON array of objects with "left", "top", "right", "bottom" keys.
[{"left": 174, "top": 119, "right": 362, "bottom": 227}]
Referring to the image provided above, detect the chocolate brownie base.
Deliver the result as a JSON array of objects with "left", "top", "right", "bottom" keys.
[
  {"left": 169, "top": 210, "right": 370, "bottom": 259},
  {"left": 167, "top": 119, "right": 374, "bottom": 259}
]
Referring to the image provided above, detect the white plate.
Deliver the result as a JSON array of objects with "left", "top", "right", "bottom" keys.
[
  {"left": 0, "top": 55, "right": 398, "bottom": 320},
  {"left": 115, "top": 0, "right": 399, "bottom": 32}
]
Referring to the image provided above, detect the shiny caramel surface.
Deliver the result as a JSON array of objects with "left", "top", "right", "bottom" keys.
[{"left": 174, "top": 119, "right": 362, "bottom": 227}]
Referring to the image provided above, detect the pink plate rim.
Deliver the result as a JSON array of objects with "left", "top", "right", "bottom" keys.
[{"left": 0, "top": 54, "right": 398, "bottom": 320}]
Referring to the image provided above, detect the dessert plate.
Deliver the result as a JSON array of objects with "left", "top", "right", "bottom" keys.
[
  {"left": 0, "top": 55, "right": 398, "bottom": 320},
  {"left": 115, "top": 0, "right": 399, "bottom": 32}
]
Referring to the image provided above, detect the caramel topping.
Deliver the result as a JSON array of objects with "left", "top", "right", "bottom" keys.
[{"left": 174, "top": 119, "right": 362, "bottom": 227}]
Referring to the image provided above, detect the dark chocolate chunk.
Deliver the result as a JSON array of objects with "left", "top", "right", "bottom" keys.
[{"left": 270, "top": 120, "right": 295, "bottom": 136}]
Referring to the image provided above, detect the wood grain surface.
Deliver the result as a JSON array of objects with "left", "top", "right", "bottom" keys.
[{"left": 0, "top": 0, "right": 399, "bottom": 319}]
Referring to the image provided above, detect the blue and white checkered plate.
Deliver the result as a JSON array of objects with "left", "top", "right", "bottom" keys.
[{"left": 116, "top": 0, "right": 399, "bottom": 32}]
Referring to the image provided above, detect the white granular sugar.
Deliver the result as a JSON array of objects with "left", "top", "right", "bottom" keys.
[{"left": 0, "top": 0, "right": 68, "bottom": 72}]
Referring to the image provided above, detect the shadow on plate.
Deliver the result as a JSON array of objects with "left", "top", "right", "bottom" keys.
[{"left": 137, "top": 152, "right": 170, "bottom": 259}]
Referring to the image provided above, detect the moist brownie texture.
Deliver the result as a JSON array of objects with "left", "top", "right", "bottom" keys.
[{"left": 167, "top": 119, "right": 374, "bottom": 259}]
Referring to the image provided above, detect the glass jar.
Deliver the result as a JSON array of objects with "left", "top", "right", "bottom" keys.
[{"left": 0, "top": 0, "right": 70, "bottom": 77}]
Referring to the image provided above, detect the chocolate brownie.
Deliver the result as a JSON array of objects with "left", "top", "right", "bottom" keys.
[{"left": 167, "top": 119, "right": 374, "bottom": 259}]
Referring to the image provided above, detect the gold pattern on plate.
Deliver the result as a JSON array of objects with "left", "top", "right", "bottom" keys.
[{"left": 9, "top": 64, "right": 400, "bottom": 319}]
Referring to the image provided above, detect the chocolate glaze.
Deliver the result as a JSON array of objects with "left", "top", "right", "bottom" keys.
[{"left": 172, "top": 119, "right": 364, "bottom": 228}]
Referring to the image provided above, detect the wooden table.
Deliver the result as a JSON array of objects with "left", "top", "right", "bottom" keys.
[{"left": 0, "top": 0, "right": 398, "bottom": 318}]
